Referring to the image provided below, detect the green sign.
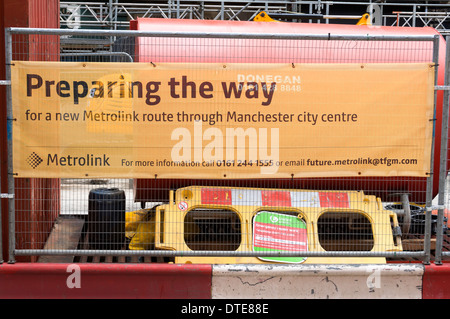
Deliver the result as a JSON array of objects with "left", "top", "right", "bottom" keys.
[{"left": 253, "top": 211, "right": 308, "bottom": 263}]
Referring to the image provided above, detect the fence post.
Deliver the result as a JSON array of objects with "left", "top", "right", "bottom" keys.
[
  {"left": 424, "top": 35, "right": 442, "bottom": 264},
  {"left": 4, "top": 28, "right": 15, "bottom": 264},
  {"left": 435, "top": 36, "right": 450, "bottom": 264}
]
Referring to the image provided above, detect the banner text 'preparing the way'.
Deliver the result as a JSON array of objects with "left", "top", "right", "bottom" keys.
[{"left": 26, "top": 74, "right": 277, "bottom": 106}]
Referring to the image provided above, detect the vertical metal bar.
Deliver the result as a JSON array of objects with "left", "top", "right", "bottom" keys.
[
  {"left": 0, "top": 79, "right": 11, "bottom": 263},
  {"left": 108, "top": 0, "right": 113, "bottom": 52},
  {"left": 309, "top": 3, "right": 312, "bottom": 23},
  {"left": 114, "top": 0, "right": 118, "bottom": 31},
  {"left": 221, "top": 1, "right": 225, "bottom": 20},
  {"left": 109, "top": 0, "right": 113, "bottom": 27},
  {"left": 4, "top": 28, "right": 15, "bottom": 264},
  {"left": 201, "top": 2, "right": 204, "bottom": 20},
  {"left": 168, "top": 0, "right": 172, "bottom": 19},
  {"left": 424, "top": 34, "right": 441, "bottom": 264},
  {"left": 435, "top": 35, "right": 450, "bottom": 264},
  {"left": 291, "top": 0, "right": 298, "bottom": 16}
]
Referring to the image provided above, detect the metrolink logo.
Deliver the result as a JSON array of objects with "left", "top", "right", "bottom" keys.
[
  {"left": 46, "top": 153, "right": 110, "bottom": 167},
  {"left": 27, "top": 152, "right": 43, "bottom": 169}
]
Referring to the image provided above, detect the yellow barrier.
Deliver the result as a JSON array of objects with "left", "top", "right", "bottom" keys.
[{"left": 129, "top": 186, "right": 402, "bottom": 264}]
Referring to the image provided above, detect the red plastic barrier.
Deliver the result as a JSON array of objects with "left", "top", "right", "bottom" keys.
[
  {"left": 423, "top": 263, "right": 450, "bottom": 299},
  {"left": 0, "top": 263, "right": 212, "bottom": 299},
  {"left": 2, "top": 262, "right": 450, "bottom": 299}
]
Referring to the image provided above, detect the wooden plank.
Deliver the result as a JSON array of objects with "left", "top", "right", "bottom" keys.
[
  {"left": 38, "top": 216, "right": 85, "bottom": 263},
  {"left": 402, "top": 238, "right": 436, "bottom": 251}
]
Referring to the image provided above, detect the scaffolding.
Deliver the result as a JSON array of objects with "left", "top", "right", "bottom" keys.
[
  {"left": 58, "top": 1, "right": 450, "bottom": 55},
  {"left": 60, "top": 1, "right": 450, "bottom": 32}
]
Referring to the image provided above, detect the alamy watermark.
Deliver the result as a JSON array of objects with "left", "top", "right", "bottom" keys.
[
  {"left": 366, "top": 267, "right": 381, "bottom": 291},
  {"left": 66, "top": 264, "right": 81, "bottom": 289},
  {"left": 171, "top": 120, "right": 280, "bottom": 174}
]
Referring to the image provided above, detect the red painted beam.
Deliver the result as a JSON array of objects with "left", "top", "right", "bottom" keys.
[
  {"left": 423, "top": 263, "right": 450, "bottom": 299},
  {"left": 0, "top": 263, "right": 212, "bottom": 299}
]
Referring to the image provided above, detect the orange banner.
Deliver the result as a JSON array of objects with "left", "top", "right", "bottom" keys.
[{"left": 11, "top": 61, "right": 435, "bottom": 178}]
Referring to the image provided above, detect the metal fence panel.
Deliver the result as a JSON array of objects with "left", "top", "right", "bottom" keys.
[{"left": 3, "top": 27, "right": 445, "bottom": 264}]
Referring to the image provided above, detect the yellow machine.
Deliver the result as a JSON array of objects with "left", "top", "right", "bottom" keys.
[
  {"left": 126, "top": 186, "right": 402, "bottom": 264},
  {"left": 356, "top": 13, "right": 372, "bottom": 25},
  {"left": 253, "top": 11, "right": 278, "bottom": 22},
  {"left": 253, "top": 11, "right": 372, "bottom": 25}
]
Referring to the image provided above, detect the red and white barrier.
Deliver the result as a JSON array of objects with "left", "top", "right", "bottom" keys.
[{"left": 0, "top": 262, "right": 448, "bottom": 299}]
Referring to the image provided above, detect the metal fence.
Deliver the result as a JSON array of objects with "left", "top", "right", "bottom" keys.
[{"left": 2, "top": 27, "right": 449, "bottom": 265}]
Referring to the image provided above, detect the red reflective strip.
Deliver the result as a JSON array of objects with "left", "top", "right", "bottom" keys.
[
  {"left": 201, "top": 188, "right": 232, "bottom": 205},
  {"left": 319, "top": 192, "right": 349, "bottom": 208},
  {"left": 261, "top": 190, "right": 291, "bottom": 207}
]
